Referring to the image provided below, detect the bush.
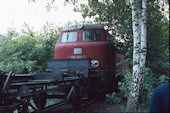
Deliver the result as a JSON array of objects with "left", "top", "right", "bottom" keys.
[
  {"left": 106, "top": 92, "right": 121, "bottom": 104},
  {"left": 109, "top": 67, "right": 169, "bottom": 108},
  {"left": 0, "top": 23, "right": 61, "bottom": 73}
]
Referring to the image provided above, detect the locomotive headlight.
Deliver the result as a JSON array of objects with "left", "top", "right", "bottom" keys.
[{"left": 91, "top": 60, "right": 100, "bottom": 68}]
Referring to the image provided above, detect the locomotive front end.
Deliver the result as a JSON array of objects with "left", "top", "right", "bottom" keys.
[{"left": 55, "top": 24, "right": 117, "bottom": 95}]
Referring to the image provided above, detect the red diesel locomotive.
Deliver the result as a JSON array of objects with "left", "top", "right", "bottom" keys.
[{"left": 55, "top": 23, "right": 119, "bottom": 94}]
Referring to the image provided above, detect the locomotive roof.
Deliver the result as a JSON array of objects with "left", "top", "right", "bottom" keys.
[{"left": 62, "top": 23, "right": 104, "bottom": 31}]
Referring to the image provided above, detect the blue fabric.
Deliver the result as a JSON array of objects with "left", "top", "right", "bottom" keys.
[{"left": 149, "top": 82, "right": 170, "bottom": 113}]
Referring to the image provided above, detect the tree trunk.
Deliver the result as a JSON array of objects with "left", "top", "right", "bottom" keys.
[
  {"left": 126, "top": 0, "right": 147, "bottom": 112},
  {"left": 140, "top": 0, "right": 147, "bottom": 83}
]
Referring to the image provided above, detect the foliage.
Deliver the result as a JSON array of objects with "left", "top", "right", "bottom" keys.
[
  {"left": 106, "top": 92, "right": 121, "bottom": 104},
  {"left": 74, "top": 0, "right": 132, "bottom": 36},
  {"left": 114, "top": 67, "right": 169, "bottom": 109},
  {"left": 118, "top": 71, "right": 132, "bottom": 99},
  {"left": 106, "top": 70, "right": 131, "bottom": 104},
  {"left": 139, "top": 68, "right": 169, "bottom": 107},
  {"left": 147, "top": 17, "right": 169, "bottom": 76},
  {"left": 0, "top": 23, "right": 61, "bottom": 73}
]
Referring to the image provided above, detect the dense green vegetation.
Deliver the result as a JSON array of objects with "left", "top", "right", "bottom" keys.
[{"left": 0, "top": 23, "right": 63, "bottom": 73}]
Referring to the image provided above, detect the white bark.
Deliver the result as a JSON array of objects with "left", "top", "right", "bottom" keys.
[
  {"left": 126, "top": 0, "right": 147, "bottom": 112},
  {"left": 140, "top": 0, "right": 147, "bottom": 83},
  {"left": 126, "top": 0, "right": 141, "bottom": 112}
]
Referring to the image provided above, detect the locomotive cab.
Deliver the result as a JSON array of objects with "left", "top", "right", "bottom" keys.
[{"left": 55, "top": 24, "right": 118, "bottom": 94}]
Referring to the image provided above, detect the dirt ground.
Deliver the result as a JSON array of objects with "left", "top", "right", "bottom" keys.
[
  {"left": 48, "top": 99, "right": 148, "bottom": 113},
  {"left": 78, "top": 100, "right": 126, "bottom": 113},
  {"left": 48, "top": 99, "right": 126, "bottom": 113}
]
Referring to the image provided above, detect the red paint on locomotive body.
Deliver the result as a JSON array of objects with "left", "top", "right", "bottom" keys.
[{"left": 55, "top": 24, "right": 116, "bottom": 71}]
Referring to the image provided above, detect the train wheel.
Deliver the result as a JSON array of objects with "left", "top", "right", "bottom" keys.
[
  {"left": 33, "top": 92, "right": 47, "bottom": 110},
  {"left": 71, "top": 87, "right": 81, "bottom": 109}
]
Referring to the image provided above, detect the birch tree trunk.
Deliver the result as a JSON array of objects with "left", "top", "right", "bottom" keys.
[
  {"left": 126, "top": 0, "right": 141, "bottom": 112},
  {"left": 126, "top": 0, "right": 147, "bottom": 112},
  {"left": 140, "top": 0, "right": 147, "bottom": 83}
]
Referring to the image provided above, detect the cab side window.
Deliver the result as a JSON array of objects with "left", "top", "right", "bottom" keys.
[
  {"left": 83, "top": 30, "right": 101, "bottom": 42},
  {"left": 61, "top": 32, "right": 77, "bottom": 43}
]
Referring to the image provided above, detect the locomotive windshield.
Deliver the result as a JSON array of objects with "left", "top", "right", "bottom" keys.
[
  {"left": 83, "top": 30, "right": 101, "bottom": 42},
  {"left": 61, "top": 32, "right": 77, "bottom": 43}
]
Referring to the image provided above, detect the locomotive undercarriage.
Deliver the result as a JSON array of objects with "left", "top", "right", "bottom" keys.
[{"left": 88, "top": 70, "right": 118, "bottom": 98}]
